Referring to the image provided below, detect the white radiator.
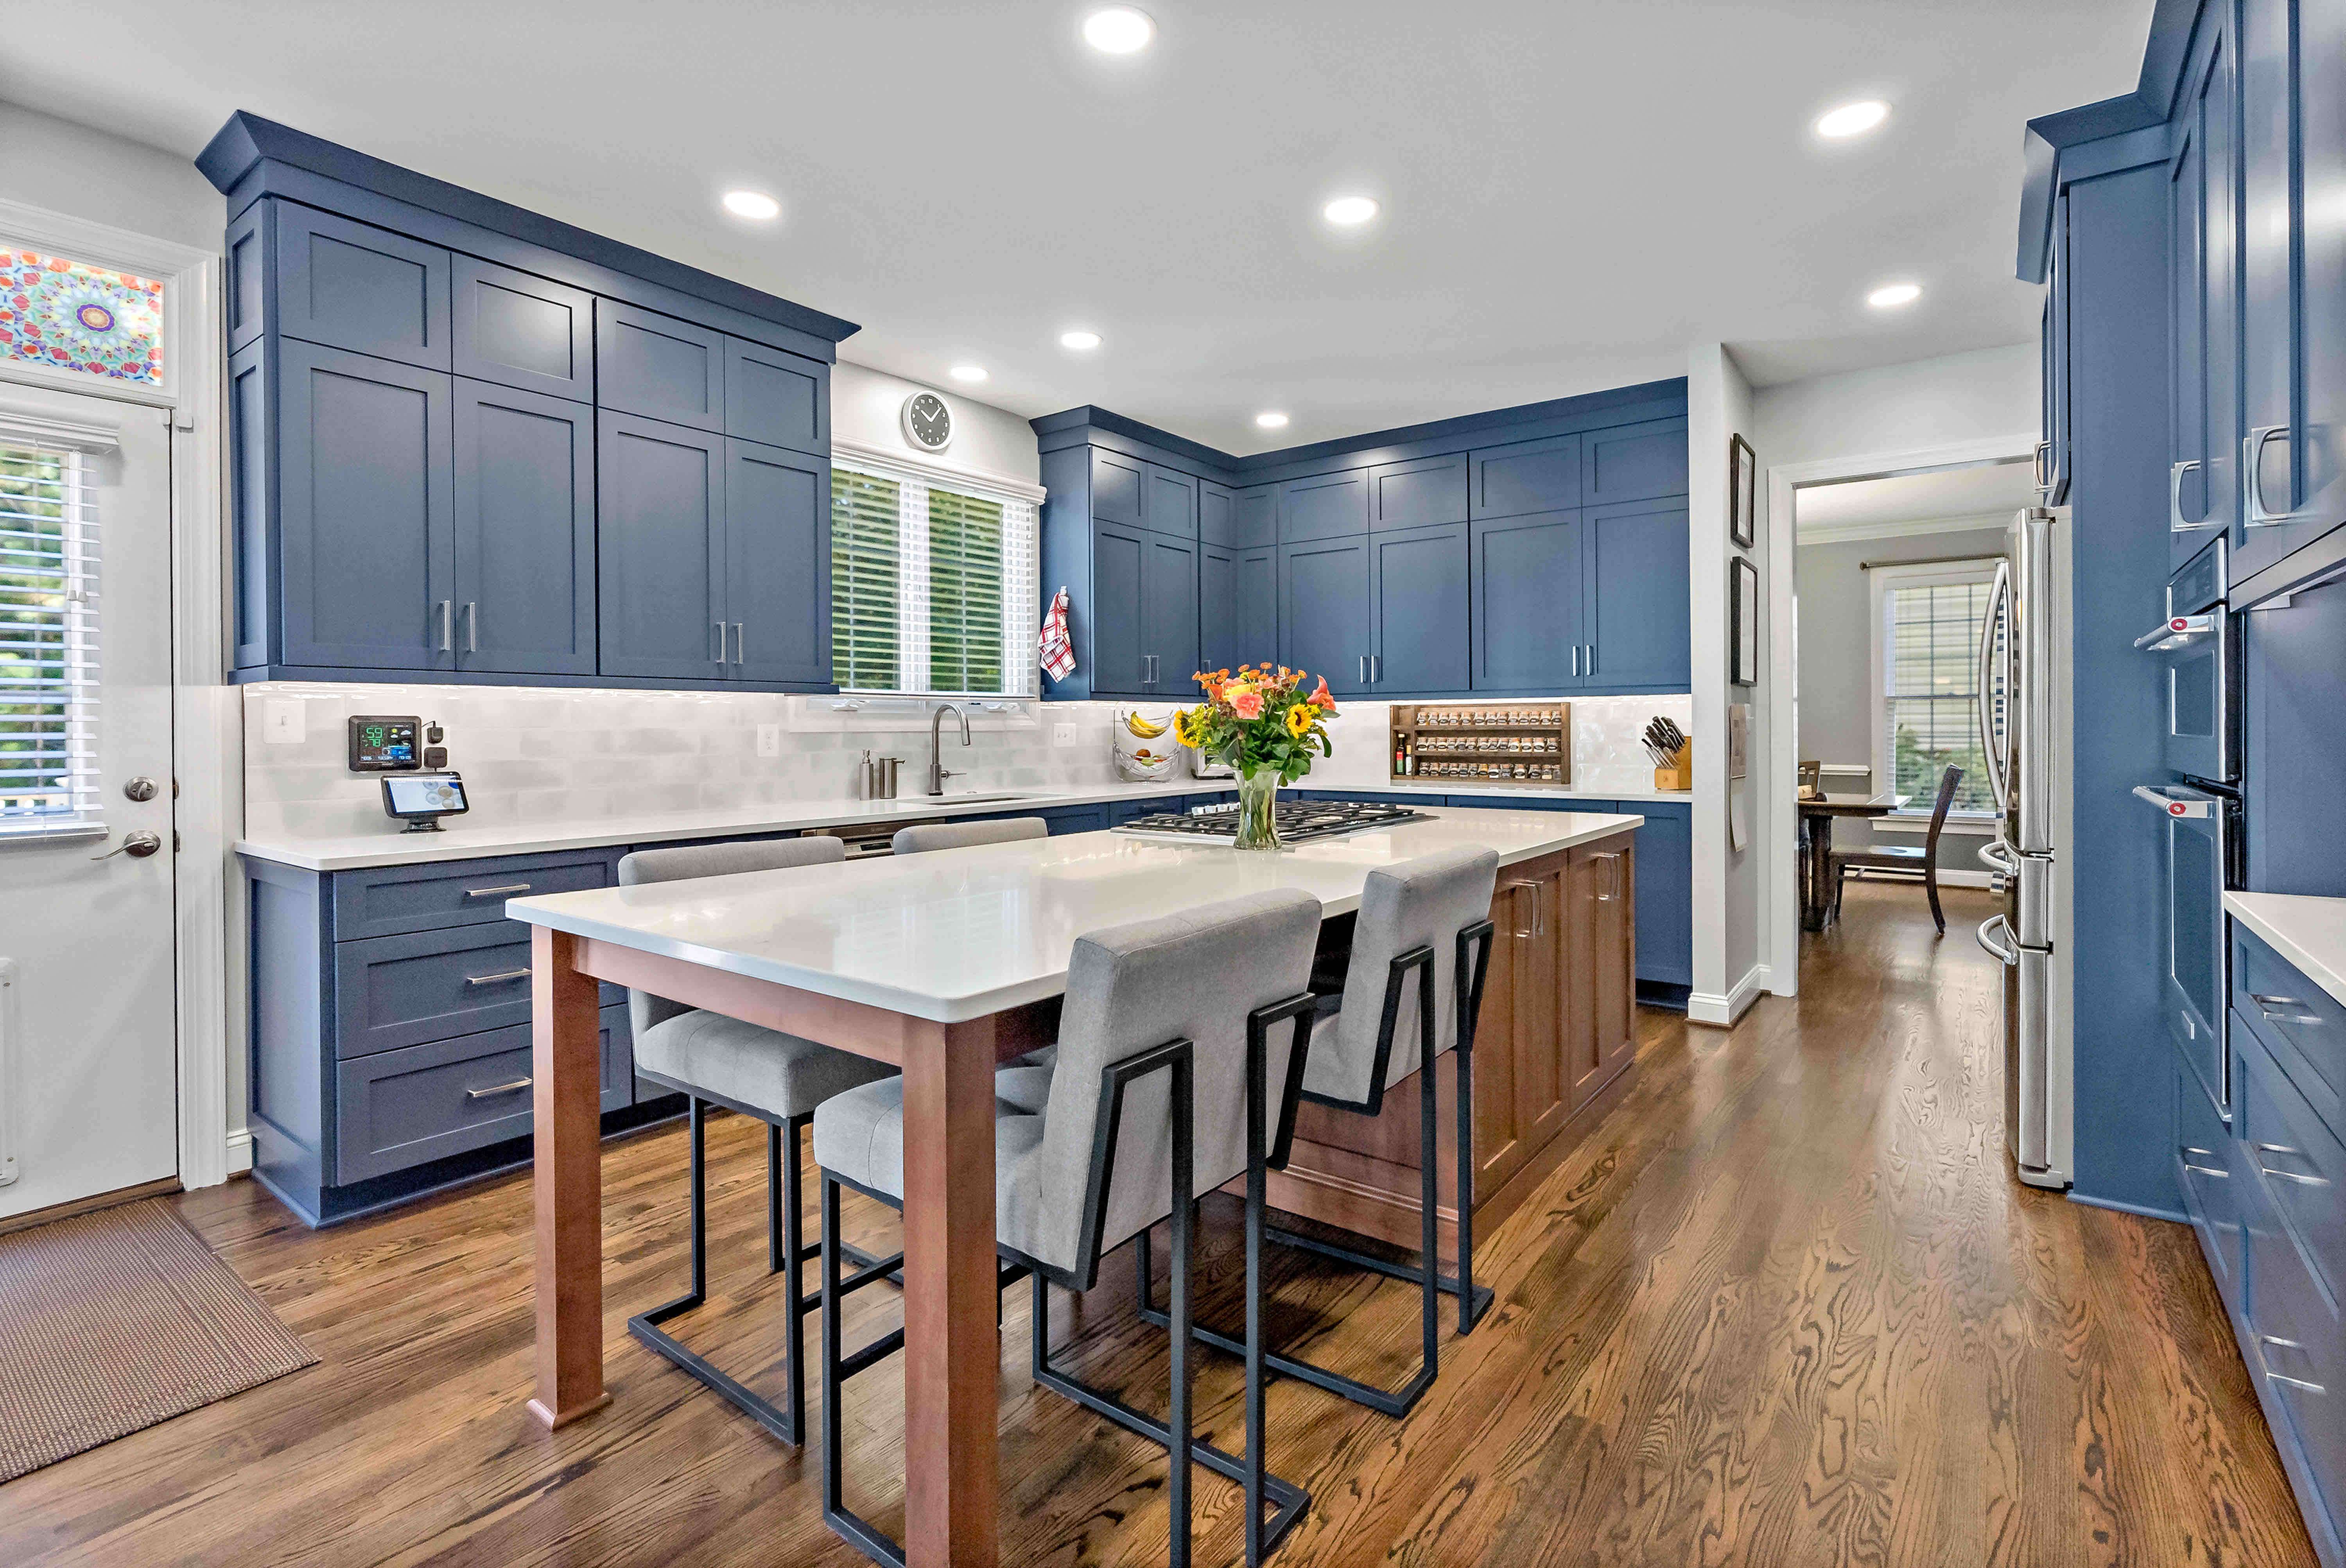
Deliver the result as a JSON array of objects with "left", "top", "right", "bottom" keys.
[{"left": 0, "top": 958, "right": 17, "bottom": 1188}]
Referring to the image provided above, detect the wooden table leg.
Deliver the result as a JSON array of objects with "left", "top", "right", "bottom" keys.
[
  {"left": 1803, "top": 816, "right": 1836, "bottom": 932},
  {"left": 528, "top": 925, "right": 611, "bottom": 1430},
  {"left": 899, "top": 1014, "right": 1002, "bottom": 1567}
]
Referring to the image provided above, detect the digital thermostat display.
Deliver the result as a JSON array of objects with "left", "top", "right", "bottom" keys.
[{"left": 349, "top": 716, "right": 421, "bottom": 772}]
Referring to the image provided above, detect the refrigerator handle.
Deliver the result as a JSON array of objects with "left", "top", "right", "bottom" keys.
[
  {"left": 1977, "top": 558, "right": 2012, "bottom": 819},
  {"left": 1978, "top": 837, "right": 2020, "bottom": 876},
  {"left": 1976, "top": 912, "right": 2020, "bottom": 967}
]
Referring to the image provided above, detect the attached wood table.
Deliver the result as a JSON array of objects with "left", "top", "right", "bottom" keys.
[
  {"left": 1797, "top": 792, "right": 1911, "bottom": 931},
  {"left": 505, "top": 806, "right": 1642, "bottom": 1568}
]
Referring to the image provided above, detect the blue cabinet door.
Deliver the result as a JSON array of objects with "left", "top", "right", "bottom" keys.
[
  {"left": 2290, "top": 0, "right": 2346, "bottom": 564},
  {"left": 451, "top": 257, "right": 592, "bottom": 403},
  {"left": 1090, "top": 518, "right": 1148, "bottom": 697},
  {"left": 2239, "top": 0, "right": 2301, "bottom": 567},
  {"left": 275, "top": 340, "right": 455, "bottom": 671},
  {"left": 1277, "top": 469, "right": 1371, "bottom": 542},
  {"left": 273, "top": 202, "right": 451, "bottom": 371},
  {"left": 1469, "top": 509, "right": 1582, "bottom": 691},
  {"left": 1144, "top": 463, "right": 1199, "bottom": 538},
  {"left": 726, "top": 439, "right": 831, "bottom": 685},
  {"left": 595, "top": 300, "right": 725, "bottom": 433},
  {"left": 1369, "top": 453, "right": 1468, "bottom": 531},
  {"left": 1092, "top": 448, "right": 1145, "bottom": 527},
  {"left": 1369, "top": 520, "right": 1469, "bottom": 692},
  {"left": 1470, "top": 432, "right": 1581, "bottom": 519},
  {"left": 1042, "top": 804, "right": 1112, "bottom": 835},
  {"left": 596, "top": 411, "right": 726, "bottom": 679},
  {"left": 1582, "top": 417, "right": 1689, "bottom": 506},
  {"left": 1232, "top": 485, "right": 1276, "bottom": 547},
  {"left": 452, "top": 379, "right": 594, "bottom": 675},
  {"left": 1199, "top": 480, "right": 1235, "bottom": 546},
  {"left": 725, "top": 338, "right": 829, "bottom": 456},
  {"left": 1583, "top": 499, "right": 1691, "bottom": 689},
  {"left": 1142, "top": 530, "right": 1200, "bottom": 697},
  {"left": 226, "top": 202, "right": 267, "bottom": 355},
  {"left": 1626, "top": 801, "right": 1693, "bottom": 987},
  {"left": 1279, "top": 535, "right": 1372, "bottom": 694},
  {"left": 2168, "top": 77, "right": 2216, "bottom": 565},
  {"left": 2199, "top": 28, "right": 2242, "bottom": 551},
  {"left": 1202, "top": 543, "right": 1239, "bottom": 675}
]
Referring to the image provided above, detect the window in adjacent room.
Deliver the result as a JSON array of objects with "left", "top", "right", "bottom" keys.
[
  {"left": 1869, "top": 557, "right": 2001, "bottom": 819},
  {"left": 830, "top": 461, "right": 1035, "bottom": 696}
]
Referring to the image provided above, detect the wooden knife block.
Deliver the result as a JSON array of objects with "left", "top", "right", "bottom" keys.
[{"left": 1653, "top": 739, "right": 1692, "bottom": 792}]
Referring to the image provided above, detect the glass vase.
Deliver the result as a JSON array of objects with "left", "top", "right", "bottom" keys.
[{"left": 1232, "top": 770, "right": 1283, "bottom": 851}]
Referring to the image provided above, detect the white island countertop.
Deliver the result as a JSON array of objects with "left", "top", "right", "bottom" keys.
[
  {"left": 505, "top": 806, "right": 1643, "bottom": 1023},
  {"left": 2224, "top": 891, "right": 2346, "bottom": 1009}
]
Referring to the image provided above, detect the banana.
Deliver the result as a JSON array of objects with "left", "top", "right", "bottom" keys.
[{"left": 1125, "top": 710, "right": 1169, "bottom": 739}]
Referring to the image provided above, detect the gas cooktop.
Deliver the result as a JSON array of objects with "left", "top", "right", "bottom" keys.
[{"left": 1113, "top": 798, "right": 1431, "bottom": 843}]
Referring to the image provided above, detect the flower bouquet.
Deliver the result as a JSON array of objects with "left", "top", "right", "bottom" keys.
[{"left": 1173, "top": 665, "right": 1337, "bottom": 850}]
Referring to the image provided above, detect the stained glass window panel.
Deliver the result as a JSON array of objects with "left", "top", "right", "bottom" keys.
[{"left": 0, "top": 250, "right": 165, "bottom": 386}]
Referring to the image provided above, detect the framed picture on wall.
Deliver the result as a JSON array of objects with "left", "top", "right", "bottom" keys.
[
  {"left": 1729, "top": 433, "right": 1758, "bottom": 549},
  {"left": 1730, "top": 555, "right": 1760, "bottom": 685}
]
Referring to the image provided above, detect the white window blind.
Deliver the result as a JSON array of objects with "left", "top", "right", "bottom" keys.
[
  {"left": 1874, "top": 563, "right": 1998, "bottom": 817},
  {"left": 0, "top": 438, "right": 100, "bottom": 837},
  {"left": 831, "top": 460, "right": 1036, "bottom": 696}
]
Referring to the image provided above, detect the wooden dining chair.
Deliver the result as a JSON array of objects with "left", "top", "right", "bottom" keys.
[
  {"left": 1797, "top": 759, "right": 1822, "bottom": 799},
  {"left": 1831, "top": 765, "right": 1964, "bottom": 934}
]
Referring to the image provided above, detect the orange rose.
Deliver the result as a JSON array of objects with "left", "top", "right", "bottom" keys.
[{"left": 1231, "top": 689, "right": 1264, "bottom": 719}]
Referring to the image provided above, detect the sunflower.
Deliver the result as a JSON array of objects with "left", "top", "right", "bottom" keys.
[
  {"left": 1284, "top": 703, "right": 1315, "bottom": 740},
  {"left": 1173, "top": 707, "right": 1205, "bottom": 748}
]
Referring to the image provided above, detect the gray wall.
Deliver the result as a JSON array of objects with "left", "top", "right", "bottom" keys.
[{"left": 1795, "top": 524, "right": 2007, "bottom": 872}]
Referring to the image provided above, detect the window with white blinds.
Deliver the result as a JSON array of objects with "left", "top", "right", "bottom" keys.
[
  {"left": 830, "top": 461, "right": 1035, "bottom": 696},
  {"left": 1872, "top": 560, "right": 1998, "bottom": 818},
  {"left": 0, "top": 438, "right": 100, "bottom": 836}
]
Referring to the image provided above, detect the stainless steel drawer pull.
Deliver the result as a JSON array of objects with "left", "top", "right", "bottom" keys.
[
  {"left": 2251, "top": 992, "right": 2323, "bottom": 1023},
  {"left": 2179, "top": 1145, "right": 2230, "bottom": 1177},
  {"left": 2182, "top": 1162, "right": 2231, "bottom": 1178},
  {"left": 464, "top": 968, "right": 533, "bottom": 987},
  {"left": 464, "top": 883, "right": 533, "bottom": 899},
  {"left": 465, "top": 1077, "right": 533, "bottom": 1100},
  {"left": 2259, "top": 1164, "right": 2331, "bottom": 1187},
  {"left": 2259, "top": 1337, "right": 2327, "bottom": 1394}
]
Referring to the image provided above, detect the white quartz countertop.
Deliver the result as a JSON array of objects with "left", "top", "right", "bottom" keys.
[
  {"left": 506, "top": 806, "right": 1643, "bottom": 1023},
  {"left": 2224, "top": 892, "right": 2346, "bottom": 1009},
  {"left": 234, "top": 777, "right": 1689, "bottom": 872}
]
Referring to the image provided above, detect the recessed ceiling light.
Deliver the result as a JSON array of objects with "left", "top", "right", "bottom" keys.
[
  {"left": 1867, "top": 282, "right": 1921, "bottom": 309},
  {"left": 949, "top": 364, "right": 989, "bottom": 383},
  {"left": 1255, "top": 411, "right": 1290, "bottom": 429},
  {"left": 1815, "top": 100, "right": 1889, "bottom": 139},
  {"left": 1322, "top": 195, "right": 1380, "bottom": 227},
  {"left": 721, "top": 190, "right": 781, "bottom": 221},
  {"left": 1060, "top": 330, "right": 1102, "bottom": 351},
  {"left": 1082, "top": 7, "right": 1154, "bottom": 53}
]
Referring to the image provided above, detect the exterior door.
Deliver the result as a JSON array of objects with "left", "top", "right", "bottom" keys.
[{"left": 0, "top": 390, "right": 178, "bottom": 1218}]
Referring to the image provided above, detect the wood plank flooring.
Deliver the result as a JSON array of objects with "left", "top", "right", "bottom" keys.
[{"left": 0, "top": 883, "right": 2314, "bottom": 1566}]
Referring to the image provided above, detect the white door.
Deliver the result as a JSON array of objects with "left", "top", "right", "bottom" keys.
[{"left": 0, "top": 386, "right": 177, "bottom": 1219}]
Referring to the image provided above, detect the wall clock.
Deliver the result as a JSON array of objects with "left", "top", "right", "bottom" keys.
[{"left": 901, "top": 391, "right": 954, "bottom": 452}]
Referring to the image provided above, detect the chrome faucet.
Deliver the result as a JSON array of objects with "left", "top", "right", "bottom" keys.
[{"left": 925, "top": 702, "right": 972, "bottom": 796}]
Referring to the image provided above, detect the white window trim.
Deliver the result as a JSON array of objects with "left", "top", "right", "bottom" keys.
[{"left": 1868, "top": 556, "right": 2002, "bottom": 826}]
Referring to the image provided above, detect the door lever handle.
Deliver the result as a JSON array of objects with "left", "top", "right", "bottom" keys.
[{"left": 89, "top": 830, "right": 163, "bottom": 861}]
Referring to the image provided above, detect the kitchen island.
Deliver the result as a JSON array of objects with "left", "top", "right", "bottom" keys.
[{"left": 504, "top": 804, "right": 1640, "bottom": 1568}]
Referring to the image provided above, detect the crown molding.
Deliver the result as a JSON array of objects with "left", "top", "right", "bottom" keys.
[{"left": 1795, "top": 510, "right": 2017, "bottom": 547}]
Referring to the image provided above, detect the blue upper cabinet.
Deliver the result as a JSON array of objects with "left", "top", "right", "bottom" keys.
[
  {"left": 1368, "top": 453, "right": 1468, "bottom": 531},
  {"left": 226, "top": 203, "right": 268, "bottom": 355},
  {"left": 596, "top": 411, "right": 726, "bottom": 680},
  {"left": 1143, "top": 531, "right": 1201, "bottom": 695},
  {"left": 1470, "top": 432, "right": 1581, "bottom": 519},
  {"left": 1092, "top": 449, "right": 1146, "bottom": 527},
  {"left": 595, "top": 300, "right": 725, "bottom": 433},
  {"left": 1279, "top": 535, "right": 1373, "bottom": 694},
  {"left": 451, "top": 257, "right": 593, "bottom": 403},
  {"left": 275, "top": 203, "right": 451, "bottom": 371},
  {"left": 1232, "top": 485, "right": 1276, "bottom": 547},
  {"left": 1203, "top": 543, "right": 1277, "bottom": 675},
  {"left": 1198, "top": 479, "right": 1235, "bottom": 546},
  {"left": 1369, "top": 521, "right": 1469, "bottom": 691},
  {"left": 2239, "top": 0, "right": 2299, "bottom": 558},
  {"left": 452, "top": 379, "right": 595, "bottom": 675},
  {"left": 2299, "top": 0, "right": 2346, "bottom": 550},
  {"left": 273, "top": 340, "right": 456, "bottom": 671},
  {"left": 1582, "top": 499, "right": 1691, "bottom": 688},
  {"left": 1470, "top": 509, "right": 1581, "bottom": 691},
  {"left": 725, "top": 338, "right": 829, "bottom": 456},
  {"left": 1088, "top": 518, "right": 1149, "bottom": 698},
  {"left": 1277, "top": 469, "right": 1371, "bottom": 542},
  {"left": 725, "top": 440, "right": 831, "bottom": 686},
  {"left": 1144, "top": 463, "right": 1199, "bottom": 538},
  {"left": 1582, "top": 417, "right": 1689, "bottom": 506}
]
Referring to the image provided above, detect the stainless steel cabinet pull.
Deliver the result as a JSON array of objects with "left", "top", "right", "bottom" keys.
[
  {"left": 732, "top": 622, "right": 746, "bottom": 665},
  {"left": 1358, "top": 655, "right": 1368, "bottom": 685},
  {"left": 463, "top": 883, "right": 532, "bottom": 899},
  {"left": 2249, "top": 994, "right": 2305, "bottom": 1007},
  {"left": 1585, "top": 643, "right": 1595, "bottom": 676},
  {"left": 2033, "top": 439, "right": 2052, "bottom": 489},
  {"left": 2245, "top": 426, "right": 2292, "bottom": 525},
  {"left": 2169, "top": 459, "right": 2211, "bottom": 532},
  {"left": 2182, "top": 1163, "right": 2231, "bottom": 1178},
  {"left": 1370, "top": 654, "right": 1381, "bottom": 684},
  {"left": 2261, "top": 1165, "right": 2330, "bottom": 1186},
  {"left": 464, "top": 968, "right": 532, "bottom": 987},
  {"left": 436, "top": 599, "right": 454, "bottom": 652},
  {"left": 1504, "top": 879, "right": 1541, "bottom": 939},
  {"left": 2259, "top": 1337, "right": 2327, "bottom": 1394},
  {"left": 2178, "top": 1146, "right": 2231, "bottom": 1177},
  {"left": 464, "top": 601, "right": 478, "bottom": 653},
  {"left": 465, "top": 1077, "right": 533, "bottom": 1100},
  {"left": 1571, "top": 645, "right": 1580, "bottom": 678},
  {"left": 2249, "top": 994, "right": 2322, "bottom": 1024},
  {"left": 714, "top": 620, "right": 727, "bottom": 664}
]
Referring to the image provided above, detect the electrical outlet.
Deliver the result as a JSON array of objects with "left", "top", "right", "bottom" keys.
[
  {"left": 756, "top": 723, "right": 783, "bottom": 757},
  {"left": 263, "top": 699, "right": 305, "bottom": 745},
  {"left": 1053, "top": 723, "right": 1078, "bottom": 747}
]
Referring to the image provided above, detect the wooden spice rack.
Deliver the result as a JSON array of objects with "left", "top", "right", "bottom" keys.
[{"left": 1389, "top": 703, "right": 1569, "bottom": 786}]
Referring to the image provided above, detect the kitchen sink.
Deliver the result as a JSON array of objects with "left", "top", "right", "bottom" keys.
[{"left": 932, "top": 793, "right": 1036, "bottom": 804}]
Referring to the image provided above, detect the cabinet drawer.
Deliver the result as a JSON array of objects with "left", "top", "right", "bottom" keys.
[
  {"left": 332, "top": 923, "right": 619, "bottom": 1059},
  {"left": 333, "top": 850, "right": 615, "bottom": 940},
  {"left": 2235, "top": 922, "right": 2346, "bottom": 1120},
  {"left": 2243, "top": 1032, "right": 2346, "bottom": 1307},
  {"left": 2178, "top": 1035, "right": 2246, "bottom": 1303},
  {"left": 2245, "top": 1177, "right": 2346, "bottom": 1526}
]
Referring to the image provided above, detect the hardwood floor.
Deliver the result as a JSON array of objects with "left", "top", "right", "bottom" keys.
[{"left": 0, "top": 882, "right": 2314, "bottom": 1566}]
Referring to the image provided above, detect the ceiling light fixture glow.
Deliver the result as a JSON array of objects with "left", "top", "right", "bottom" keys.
[
  {"left": 1059, "top": 330, "right": 1102, "bottom": 351},
  {"left": 1867, "top": 282, "right": 1922, "bottom": 309},
  {"left": 1322, "top": 195, "right": 1381, "bottom": 226},
  {"left": 1815, "top": 100, "right": 1889, "bottom": 139},
  {"left": 1082, "top": 7, "right": 1154, "bottom": 53},
  {"left": 721, "top": 190, "right": 781, "bottom": 221},
  {"left": 1255, "top": 411, "right": 1290, "bottom": 429},
  {"left": 949, "top": 364, "right": 989, "bottom": 383}
]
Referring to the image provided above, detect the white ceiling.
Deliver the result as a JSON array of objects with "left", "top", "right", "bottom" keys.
[
  {"left": 1796, "top": 460, "right": 2040, "bottom": 536},
  {"left": 0, "top": 1, "right": 2147, "bottom": 454}
]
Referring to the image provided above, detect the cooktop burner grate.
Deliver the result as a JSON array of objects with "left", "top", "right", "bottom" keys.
[{"left": 1113, "top": 798, "right": 1432, "bottom": 842}]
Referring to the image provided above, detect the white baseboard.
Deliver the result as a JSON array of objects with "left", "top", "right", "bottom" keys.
[
  {"left": 1688, "top": 963, "right": 1766, "bottom": 1028},
  {"left": 225, "top": 1129, "right": 253, "bottom": 1176}
]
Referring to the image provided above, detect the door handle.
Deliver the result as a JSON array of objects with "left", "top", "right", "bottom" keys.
[
  {"left": 465, "top": 1077, "right": 533, "bottom": 1100},
  {"left": 1978, "top": 560, "right": 2011, "bottom": 816},
  {"left": 463, "top": 601, "right": 478, "bottom": 654},
  {"left": 436, "top": 599, "right": 454, "bottom": 653},
  {"left": 464, "top": 968, "right": 533, "bottom": 987},
  {"left": 714, "top": 620, "right": 727, "bottom": 665},
  {"left": 89, "top": 830, "right": 163, "bottom": 861},
  {"left": 732, "top": 622, "right": 746, "bottom": 666},
  {"left": 2245, "top": 426, "right": 2291, "bottom": 525},
  {"left": 2170, "top": 459, "right": 2213, "bottom": 532}
]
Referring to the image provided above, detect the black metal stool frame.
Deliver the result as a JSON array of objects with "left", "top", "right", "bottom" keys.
[{"left": 1138, "top": 920, "right": 1496, "bottom": 1419}]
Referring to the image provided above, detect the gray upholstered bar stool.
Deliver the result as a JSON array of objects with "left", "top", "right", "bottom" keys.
[
  {"left": 893, "top": 814, "right": 1058, "bottom": 1092},
  {"left": 620, "top": 835, "right": 900, "bottom": 1446},
  {"left": 1142, "top": 847, "right": 1498, "bottom": 1419},
  {"left": 812, "top": 890, "right": 1324, "bottom": 1568}
]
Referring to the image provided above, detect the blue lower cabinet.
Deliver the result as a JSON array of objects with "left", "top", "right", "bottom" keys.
[
  {"left": 1107, "top": 795, "right": 1195, "bottom": 826},
  {"left": 1041, "top": 804, "right": 1113, "bottom": 834},
  {"left": 2177, "top": 1035, "right": 2247, "bottom": 1311}
]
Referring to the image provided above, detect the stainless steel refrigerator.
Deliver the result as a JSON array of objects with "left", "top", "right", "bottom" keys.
[{"left": 1977, "top": 506, "right": 2073, "bottom": 1188}]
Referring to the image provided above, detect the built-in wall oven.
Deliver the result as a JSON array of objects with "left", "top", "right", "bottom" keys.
[
  {"left": 2136, "top": 538, "right": 2238, "bottom": 784},
  {"left": 2133, "top": 782, "right": 2241, "bottom": 1116}
]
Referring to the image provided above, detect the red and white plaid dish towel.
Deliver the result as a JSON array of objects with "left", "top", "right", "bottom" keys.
[{"left": 1039, "top": 587, "right": 1075, "bottom": 683}]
